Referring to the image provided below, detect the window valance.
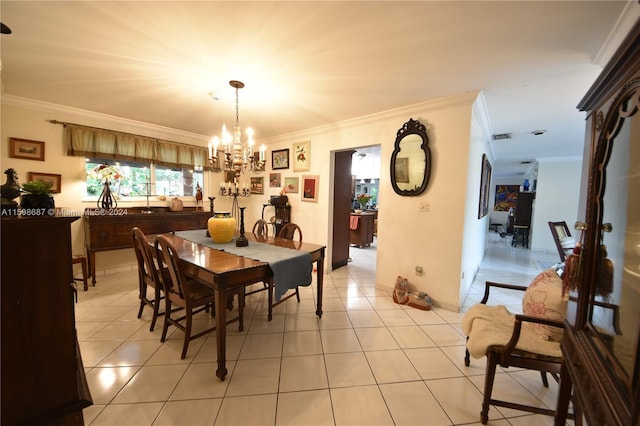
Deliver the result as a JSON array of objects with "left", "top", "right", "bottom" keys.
[{"left": 60, "top": 122, "right": 207, "bottom": 168}]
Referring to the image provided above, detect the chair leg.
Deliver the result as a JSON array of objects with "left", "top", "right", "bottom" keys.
[
  {"left": 295, "top": 286, "right": 300, "bottom": 303},
  {"left": 465, "top": 347, "right": 471, "bottom": 367},
  {"left": 540, "top": 371, "right": 549, "bottom": 387},
  {"left": 481, "top": 351, "right": 499, "bottom": 425},
  {"left": 267, "top": 279, "right": 274, "bottom": 321},
  {"left": 161, "top": 300, "right": 171, "bottom": 343},
  {"left": 150, "top": 287, "right": 161, "bottom": 332},
  {"left": 237, "top": 291, "right": 245, "bottom": 332},
  {"left": 79, "top": 257, "right": 88, "bottom": 291},
  {"left": 181, "top": 308, "right": 192, "bottom": 359}
]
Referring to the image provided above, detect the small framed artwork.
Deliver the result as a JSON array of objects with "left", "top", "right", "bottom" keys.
[
  {"left": 27, "top": 172, "right": 61, "bottom": 193},
  {"left": 250, "top": 177, "right": 264, "bottom": 195},
  {"left": 292, "top": 140, "right": 311, "bottom": 171},
  {"left": 224, "top": 171, "right": 236, "bottom": 183},
  {"left": 269, "top": 172, "right": 281, "bottom": 187},
  {"left": 284, "top": 177, "right": 299, "bottom": 193},
  {"left": 301, "top": 175, "right": 319, "bottom": 202},
  {"left": 9, "top": 138, "right": 45, "bottom": 161},
  {"left": 478, "top": 153, "right": 492, "bottom": 219},
  {"left": 272, "top": 149, "right": 289, "bottom": 170}
]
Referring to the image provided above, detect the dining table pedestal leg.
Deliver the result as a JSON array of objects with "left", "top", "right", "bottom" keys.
[{"left": 214, "top": 287, "right": 228, "bottom": 381}]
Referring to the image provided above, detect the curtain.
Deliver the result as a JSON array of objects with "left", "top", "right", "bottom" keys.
[{"left": 65, "top": 123, "right": 207, "bottom": 168}]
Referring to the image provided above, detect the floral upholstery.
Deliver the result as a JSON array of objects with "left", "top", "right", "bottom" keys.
[{"left": 522, "top": 268, "right": 567, "bottom": 341}]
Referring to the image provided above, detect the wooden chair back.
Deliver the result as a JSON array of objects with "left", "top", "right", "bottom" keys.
[
  {"left": 548, "top": 221, "right": 574, "bottom": 262},
  {"left": 278, "top": 223, "right": 302, "bottom": 241},
  {"left": 252, "top": 219, "right": 269, "bottom": 237}
]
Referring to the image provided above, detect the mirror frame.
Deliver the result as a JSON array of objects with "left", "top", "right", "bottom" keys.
[{"left": 390, "top": 118, "right": 431, "bottom": 196}]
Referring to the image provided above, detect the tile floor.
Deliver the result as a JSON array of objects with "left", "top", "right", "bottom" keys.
[{"left": 77, "top": 232, "right": 567, "bottom": 425}]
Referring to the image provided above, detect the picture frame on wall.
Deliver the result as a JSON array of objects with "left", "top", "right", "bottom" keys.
[
  {"left": 284, "top": 177, "right": 299, "bottom": 193},
  {"left": 250, "top": 177, "right": 264, "bottom": 195},
  {"left": 301, "top": 175, "right": 319, "bottom": 202},
  {"left": 9, "top": 138, "right": 45, "bottom": 161},
  {"left": 478, "top": 153, "right": 492, "bottom": 219},
  {"left": 269, "top": 173, "right": 281, "bottom": 188},
  {"left": 272, "top": 149, "right": 289, "bottom": 170},
  {"left": 292, "top": 140, "right": 311, "bottom": 171},
  {"left": 27, "top": 172, "right": 61, "bottom": 193}
]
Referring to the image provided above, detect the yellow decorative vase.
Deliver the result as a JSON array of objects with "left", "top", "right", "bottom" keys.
[{"left": 208, "top": 212, "right": 236, "bottom": 243}]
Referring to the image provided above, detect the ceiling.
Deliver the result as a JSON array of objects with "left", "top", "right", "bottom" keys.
[{"left": 1, "top": 1, "right": 637, "bottom": 178}]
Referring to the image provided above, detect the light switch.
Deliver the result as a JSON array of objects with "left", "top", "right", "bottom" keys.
[{"left": 419, "top": 202, "right": 430, "bottom": 212}]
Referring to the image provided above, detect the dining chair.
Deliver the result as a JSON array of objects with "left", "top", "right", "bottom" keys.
[
  {"left": 548, "top": 221, "right": 575, "bottom": 262},
  {"left": 154, "top": 234, "right": 244, "bottom": 359},
  {"left": 270, "top": 223, "right": 303, "bottom": 308},
  {"left": 252, "top": 219, "right": 269, "bottom": 237},
  {"left": 132, "top": 227, "right": 166, "bottom": 331}
]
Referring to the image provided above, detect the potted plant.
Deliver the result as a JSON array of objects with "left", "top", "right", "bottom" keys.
[{"left": 20, "top": 180, "right": 55, "bottom": 214}]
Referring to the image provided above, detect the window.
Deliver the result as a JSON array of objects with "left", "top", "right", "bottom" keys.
[{"left": 86, "top": 159, "right": 203, "bottom": 199}]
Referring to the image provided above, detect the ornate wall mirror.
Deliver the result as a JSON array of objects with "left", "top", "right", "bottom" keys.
[{"left": 390, "top": 118, "right": 430, "bottom": 196}]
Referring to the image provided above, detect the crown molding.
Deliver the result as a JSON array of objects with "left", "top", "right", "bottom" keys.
[{"left": 2, "top": 94, "right": 209, "bottom": 143}]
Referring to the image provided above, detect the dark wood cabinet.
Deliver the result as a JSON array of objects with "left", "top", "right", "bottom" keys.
[
  {"left": 555, "top": 19, "right": 640, "bottom": 426},
  {"left": 1, "top": 216, "right": 92, "bottom": 425},
  {"left": 84, "top": 208, "right": 211, "bottom": 283},
  {"left": 349, "top": 212, "right": 375, "bottom": 247},
  {"left": 514, "top": 192, "right": 534, "bottom": 227}
]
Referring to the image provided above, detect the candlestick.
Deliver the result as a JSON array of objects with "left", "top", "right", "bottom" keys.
[{"left": 236, "top": 207, "right": 248, "bottom": 247}]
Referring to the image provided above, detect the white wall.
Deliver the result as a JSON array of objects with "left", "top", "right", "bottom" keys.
[
  {"left": 1, "top": 91, "right": 486, "bottom": 311},
  {"left": 530, "top": 157, "right": 582, "bottom": 254}
]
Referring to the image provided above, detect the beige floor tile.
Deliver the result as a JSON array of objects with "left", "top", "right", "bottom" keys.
[
  {"left": 284, "top": 312, "right": 320, "bottom": 331},
  {"left": 420, "top": 324, "right": 467, "bottom": 346},
  {"left": 247, "top": 313, "right": 286, "bottom": 333},
  {"left": 331, "top": 385, "right": 394, "bottom": 425},
  {"left": 347, "top": 310, "right": 385, "bottom": 328},
  {"left": 112, "top": 364, "right": 188, "bottom": 403},
  {"left": 90, "top": 402, "right": 164, "bottom": 425},
  {"left": 214, "top": 394, "right": 277, "bottom": 425},
  {"left": 324, "top": 352, "right": 376, "bottom": 388},
  {"left": 145, "top": 337, "right": 205, "bottom": 365},
  {"left": 225, "top": 358, "right": 281, "bottom": 397},
  {"left": 282, "top": 330, "right": 323, "bottom": 356},
  {"left": 86, "top": 366, "right": 139, "bottom": 405},
  {"left": 364, "top": 349, "right": 421, "bottom": 383},
  {"left": 379, "top": 381, "right": 451, "bottom": 425},
  {"left": 238, "top": 332, "right": 283, "bottom": 359},
  {"left": 97, "top": 339, "right": 162, "bottom": 367},
  {"left": 404, "top": 347, "right": 464, "bottom": 380},
  {"left": 427, "top": 377, "right": 501, "bottom": 424},
  {"left": 354, "top": 327, "right": 400, "bottom": 351},
  {"left": 79, "top": 340, "right": 123, "bottom": 367},
  {"left": 85, "top": 319, "right": 147, "bottom": 341},
  {"left": 365, "top": 295, "right": 402, "bottom": 310},
  {"left": 388, "top": 325, "right": 437, "bottom": 349},
  {"left": 79, "top": 306, "right": 132, "bottom": 322},
  {"left": 341, "top": 296, "right": 373, "bottom": 310},
  {"left": 76, "top": 321, "right": 110, "bottom": 340},
  {"left": 317, "top": 311, "right": 352, "bottom": 330},
  {"left": 403, "top": 307, "right": 448, "bottom": 325},
  {"left": 376, "top": 308, "right": 415, "bottom": 326},
  {"left": 276, "top": 389, "right": 334, "bottom": 425},
  {"left": 337, "top": 286, "right": 365, "bottom": 298},
  {"left": 192, "top": 333, "right": 245, "bottom": 362},
  {"left": 320, "top": 328, "right": 362, "bottom": 353},
  {"left": 319, "top": 297, "right": 347, "bottom": 313},
  {"left": 170, "top": 362, "right": 232, "bottom": 400},
  {"left": 154, "top": 398, "right": 222, "bottom": 426},
  {"left": 279, "top": 354, "right": 328, "bottom": 392}
]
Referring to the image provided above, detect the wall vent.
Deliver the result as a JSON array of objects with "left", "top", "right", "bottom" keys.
[{"left": 492, "top": 133, "right": 512, "bottom": 140}]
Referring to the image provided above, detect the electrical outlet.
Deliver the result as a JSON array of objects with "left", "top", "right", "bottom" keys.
[
  {"left": 419, "top": 202, "right": 430, "bottom": 212},
  {"left": 415, "top": 266, "right": 423, "bottom": 276}
]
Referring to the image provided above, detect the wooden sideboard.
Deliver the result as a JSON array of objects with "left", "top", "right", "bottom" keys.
[
  {"left": 350, "top": 212, "right": 376, "bottom": 247},
  {"left": 84, "top": 208, "right": 211, "bottom": 284},
  {"left": 1, "top": 216, "right": 92, "bottom": 425}
]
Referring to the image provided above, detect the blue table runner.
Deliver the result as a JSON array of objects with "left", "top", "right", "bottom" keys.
[{"left": 174, "top": 230, "right": 312, "bottom": 301}]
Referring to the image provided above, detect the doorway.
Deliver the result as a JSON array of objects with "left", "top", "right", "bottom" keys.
[{"left": 331, "top": 145, "right": 381, "bottom": 271}]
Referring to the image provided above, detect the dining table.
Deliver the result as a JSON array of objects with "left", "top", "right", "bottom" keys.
[{"left": 146, "top": 230, "right": 325, "bottom": 380}]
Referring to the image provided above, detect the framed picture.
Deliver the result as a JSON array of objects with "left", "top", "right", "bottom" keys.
[
  {"left": 224, "top": 171, "right": 236, "bottom": 183},
  {"left": 292, "top": 140, "right": 311, "bottom": 171},
  {"left": 269, "top": 172, "right": 281, "bottom": 188},
  {"left": 272, "top": 149, "right": 289, "bottom": 170},
  {"left": 478, "top": 153, "right": 492, "bottom": 219},
  {"left": 250, "top": 177, "right": 264, "bottom": 195},
  {"left": 494, "top": 184, "right": 519, "bottom": 211},
  {"left": 27, "top": 172, "right": 61, "bottom": 193},
  {"left": 9, "top": 138, "right": 45, "bottom": 161},
  {"left": 395, "top": 157, "right": 409, "bottom": 183},
  {"left": 301, "top": 175, "right": 319, "bottom": 202},
  {"left": 284, "top": 177, "right": 299, "bottom": 193}
]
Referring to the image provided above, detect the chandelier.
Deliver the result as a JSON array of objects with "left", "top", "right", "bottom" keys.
[{"left": 208, "top": 80, "right": 266, "bottom": 177}]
